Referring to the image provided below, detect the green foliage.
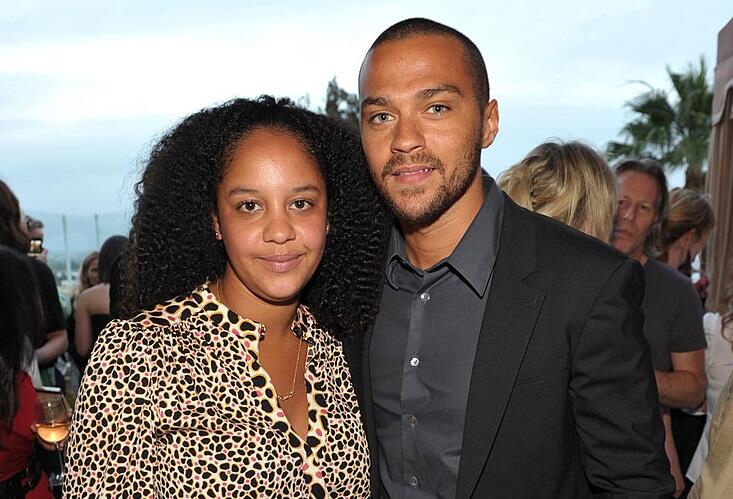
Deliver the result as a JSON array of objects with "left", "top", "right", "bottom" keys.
[
  {"left": 606, "top": 57, "right": 713, "bottom": 189},
  {"left": 324, "top": 77, "right": 359, "bottom": 129}
]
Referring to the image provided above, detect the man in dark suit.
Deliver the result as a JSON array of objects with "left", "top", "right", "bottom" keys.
[{"left": 349, "top": 17, "right": 674, "bottom": 498}]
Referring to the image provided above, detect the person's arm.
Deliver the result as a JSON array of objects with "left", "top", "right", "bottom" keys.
[
  {"left": 570, "top": 259, "right": 674, "bottom": 498},
  {"left": 655, "top": 350, "right": 706, "bottom": 409},
  {"left": 74, "top": 290, "right": 94, "bottom": 357},
  {"left": 63, "top": 319, "right": 157, "bottom": 497},
  {"left": 689, "top": 373, "right": 733, "bottom": 499},
  {"left": 32, "top": 258, "right": 68, "bottom": 366},
  {"left": 661, "top": 406, "right": 685, "bottom": 498},
  {"left": 35, "top": 329, "right": 68, "bottom": 365}
]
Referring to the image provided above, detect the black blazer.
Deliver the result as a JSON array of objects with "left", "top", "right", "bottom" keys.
[{"left": 345, "top": 195, "right": 674, "bottom": 498}]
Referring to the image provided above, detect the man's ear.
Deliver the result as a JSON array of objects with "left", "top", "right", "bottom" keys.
[{"left": 481, "top": 99, "right": 499, "bottom": 149}]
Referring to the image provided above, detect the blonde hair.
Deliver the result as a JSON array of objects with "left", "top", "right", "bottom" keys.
[
  {"left": 498, "top": 140, "right": 616, "bottom": 241},
  {"left": 659, "top": 188, "right": 715, "bottom": 254},
  {"left": 77, "top": 251, "right": 99, "bottom": 294}
]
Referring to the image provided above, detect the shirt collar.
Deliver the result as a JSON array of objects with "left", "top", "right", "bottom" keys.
[
  {"left": 385, "top": 174, "right": 503, "bottom": 298},
  {"left": 196, "top": 284, "right": 317, "bottom": 345}
]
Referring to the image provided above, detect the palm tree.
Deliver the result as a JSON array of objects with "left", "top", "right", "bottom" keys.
[{"left": 606, "top": 57, "right": 713, "bottom": 190}]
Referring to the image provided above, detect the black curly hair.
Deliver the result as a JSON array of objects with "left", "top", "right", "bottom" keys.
[{"left": 120, "top": 96, "right": 390, "bottom": 338}]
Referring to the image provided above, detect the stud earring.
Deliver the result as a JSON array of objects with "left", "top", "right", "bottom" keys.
[
  {"left": 325, "top": 223, "right": 330, "bottom": 234},
  {"left": 215, "top": 231, "right": 221, "bottom": 240}
]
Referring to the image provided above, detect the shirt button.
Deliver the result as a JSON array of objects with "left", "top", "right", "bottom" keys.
[
  {"left": 410, "top": 357, "right": 420, "bottom": 367},
  {"left": 409, "top": 475, "right": 419, "bottom": 488},
  {"left": 408, "top": 415, "right": 417, "bottom": 429},
  {"left": 419, "top": 291, "right": 430, "bottom": 302}
]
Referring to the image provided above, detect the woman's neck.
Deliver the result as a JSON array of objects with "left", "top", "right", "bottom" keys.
[{"left": 216, "top": 274, "right": 298, "bottom": 338}]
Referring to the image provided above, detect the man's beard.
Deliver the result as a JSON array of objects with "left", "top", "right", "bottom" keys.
[{"left": 376, "top": 144, "right": 482, "bottom": 226}]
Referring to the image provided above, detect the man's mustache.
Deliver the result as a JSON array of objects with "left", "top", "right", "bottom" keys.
[{"left": 382, "top": 152, "right": 445, "bottom": 179}]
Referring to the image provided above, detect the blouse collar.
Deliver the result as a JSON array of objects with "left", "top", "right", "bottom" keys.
[{"left": 196, "top": 284, "right": 317, "bottom": 345}]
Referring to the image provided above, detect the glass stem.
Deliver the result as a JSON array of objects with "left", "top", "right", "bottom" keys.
[{"left": 55, "top": 443, "right": 66, "bottom": 479}]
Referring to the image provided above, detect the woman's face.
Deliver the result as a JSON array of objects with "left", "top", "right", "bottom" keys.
[
  {"left": 87, "top": 258, "right": 100, "bottom": 286},
  {"left": 687, "top": 230, "right": 711, "bottom": 261},
  {"left": 214, "top": 128, "right": 327, "bottom": 305}
]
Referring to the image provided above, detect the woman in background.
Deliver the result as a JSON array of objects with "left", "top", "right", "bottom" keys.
[
  {"left": 0, "top": 245, "right": 53, "bottom": 498},
  {"left": 67, "top": 251, "right": 99, "bottom": 382},
  {"left": 498, "top": 140, "right": 686, "bottom": 496},
  {"left": 76, "top": 251, "right": 99, "bottom": 300},
  {"left": 656, "top": 188, "right": 715, "bottom": 489},
  {"left": 497, "top": 140, "right": 616, "bottom": 241},
  {"left": 687, "top": 261, "right": 733, "bottom": 493},
  {"left": 659, "top": 189, "right": 715, "bottom": 272},
  {"left": 73, "top": 236, "right": 127, "bottom": 364},
  {"left": 0, "top": 180, "right": 67, "bottom": 389}
]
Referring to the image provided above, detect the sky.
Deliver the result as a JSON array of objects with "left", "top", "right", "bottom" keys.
[{"left": 1, "top": 0, "right": 731, "bottom": 253}]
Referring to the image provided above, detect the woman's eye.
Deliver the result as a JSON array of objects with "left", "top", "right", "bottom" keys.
[
  {"left": 291, "top": 199, "right": 313, "bottom": 210},
  {"left": 239, "top": 201, "right": 261, "bottom": 213}
]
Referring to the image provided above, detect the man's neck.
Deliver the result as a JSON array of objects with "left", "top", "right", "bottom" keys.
[
  {"left": 401, "top": 173, "right": 485, "bottom": 270},
  {"left": 631, "top": 251, "right": 648, "bottom": 266}
]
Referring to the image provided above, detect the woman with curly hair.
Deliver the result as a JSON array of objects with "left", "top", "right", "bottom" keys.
[{"left": 64, "top": 96, "right": 389, "bottom": 498}]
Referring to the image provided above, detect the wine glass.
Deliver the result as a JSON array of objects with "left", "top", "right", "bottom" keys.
[{"left": 34, "top": 388, "right": 72, "bottom": 488}]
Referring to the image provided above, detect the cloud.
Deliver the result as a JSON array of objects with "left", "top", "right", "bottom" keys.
[{"left": 1, "top": 0, "right": 725, "bottom": 221}]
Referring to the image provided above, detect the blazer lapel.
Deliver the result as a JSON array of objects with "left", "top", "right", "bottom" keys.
[
  {"left": 343, "top": 324, "right": 382, "bottom": 498},
  {"left": 360, "top": 325, "right": 383, "bottom": 499},
  {"left": 455, "top": 198, "right": 546, "bottom": 498}
]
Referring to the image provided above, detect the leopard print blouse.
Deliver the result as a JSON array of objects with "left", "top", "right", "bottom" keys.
[{"left": 64, "top": 286, "right": 370, "bottom": 498}]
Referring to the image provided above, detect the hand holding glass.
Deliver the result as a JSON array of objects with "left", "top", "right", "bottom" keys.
[{"left": 35, "top": 389, "right": 72, "bottom": 487}]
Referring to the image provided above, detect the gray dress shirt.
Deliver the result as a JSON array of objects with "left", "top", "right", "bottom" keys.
[{"left": 370, "top": 175, "right": 504, "bottom": 499}]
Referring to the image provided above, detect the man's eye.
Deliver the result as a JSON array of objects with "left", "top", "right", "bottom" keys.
[
  {"left": 370, "top": 112, "right": 391, "bottom": 124},
  {"left": 428, "top": 104, "right": 447, "bottom": 113}
]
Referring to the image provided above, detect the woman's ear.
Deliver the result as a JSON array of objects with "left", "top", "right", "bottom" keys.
[{"left": 211, "top": 213, "right": 222, "bottom": 240}]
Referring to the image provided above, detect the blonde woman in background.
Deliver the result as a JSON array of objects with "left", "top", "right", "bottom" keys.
[
  {"left": 656, "top": 188, "right": 715, "bottom": 490},
  {"left": 497, "top": 140, "right": 616, "bottom": 241},
  {"left": 659, "top": 189, "right": 715, "bottom": 271},
  {"left": 499, "top": 141, "right": 687, "bottom": 496},
  {"left": 75, "top": 251, "right": 99, "bottom": 300},
  {"left": 67, "top": 250, "right": 99, "bottom": 392}
]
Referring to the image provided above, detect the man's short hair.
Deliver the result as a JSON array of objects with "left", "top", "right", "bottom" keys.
[
  {"left": 368, "top": 18, "right": 490, "bottom": 105},
  {"left": 614, "top": 157, "right": 669, "bottom": 255}
]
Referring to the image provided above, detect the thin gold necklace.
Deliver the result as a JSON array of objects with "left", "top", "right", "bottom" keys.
[{"left": 214, "top": 280, "right": 303, "bottom": 401}]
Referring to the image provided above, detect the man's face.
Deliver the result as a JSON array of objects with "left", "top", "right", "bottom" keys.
[
  {"left": 611, "top": 170, "right": 660, "bottom": 262},
  {"left": 359, "top": 34, "right": 498, "bottom": 226}
]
